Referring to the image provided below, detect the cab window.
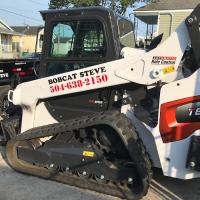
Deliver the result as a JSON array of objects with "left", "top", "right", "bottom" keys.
[
  {"left": 48, "top": 19, "right": 107, "bottom": 76},
  {"left": 117, "top": 16, "right": 136, "bottom": 48},
  {"left": 51, "top": 22, "right": 77, "bottom": 57},
  {"left": 75, "top": 20, "right": 106, "bottom": 57},
  {"left": 50, "top": 20, "right": 106, "bottom": 59}
]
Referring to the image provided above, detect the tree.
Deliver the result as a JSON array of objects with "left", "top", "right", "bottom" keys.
[{"left": 49, "top": 0, "right": 150, "bottom": 15}]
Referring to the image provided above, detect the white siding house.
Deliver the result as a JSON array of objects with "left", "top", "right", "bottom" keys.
[
  {"left": 134, "top": 0, "right": 199, "bottom": 44},
  {"left": 0, "top": 20, "right": 21, "bottom": 59}
]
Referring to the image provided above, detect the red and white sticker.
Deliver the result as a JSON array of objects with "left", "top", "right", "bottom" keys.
[{"left": 152, "top": 56, "right": 177, "bottom": 65}]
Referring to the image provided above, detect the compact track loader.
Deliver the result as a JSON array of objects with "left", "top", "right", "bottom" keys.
[{"left": 2, "top": 4, "right": 200, "bottom": 199}]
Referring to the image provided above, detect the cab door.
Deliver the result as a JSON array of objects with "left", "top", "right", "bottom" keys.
[{"left": 41, "top": 16, "right": 118, "bottom": 121}]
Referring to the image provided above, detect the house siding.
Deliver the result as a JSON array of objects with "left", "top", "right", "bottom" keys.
[
  {"left": 21, "top": 35, "right": 36, "bottom": 53},
  {"left": 12, "top": 28, "right": 43, "bottom": 55},
  {"left": 12, "top": 35, "right": 36, "bottom": 55},
  {"left": 171, "top": 12, "right": 191, "bottom": 32},
  {"left": 158, "top": 11, "right": 191, "bottom": 42},
  {"left": 158, "top": 14, "right": 172, "bottom": 41},
  {"left": 0, "top": 20, "right": 21, "bottom": 59},
  {"left": 0, "top": 34, "right": 14, "bottom": 59}
]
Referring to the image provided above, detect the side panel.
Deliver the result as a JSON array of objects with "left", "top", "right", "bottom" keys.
[
  {"left": 153, "top": 69, "right": 200, "bottom": 179},
  {"left": 160, "top": 96, "right": 200, "bottom": 143},
  {"left": 45, "top": 88, "right": 110, "bottom": 121},
  {"left": 34, "top": 102, "right": 57, "bottom": 127}
]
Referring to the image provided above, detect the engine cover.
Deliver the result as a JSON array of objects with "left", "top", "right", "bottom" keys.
[{"left": 160, "top": 96, "right": 200, "bottom": 143}]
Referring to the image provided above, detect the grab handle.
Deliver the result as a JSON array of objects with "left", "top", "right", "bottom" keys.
[{"left": 8, "top": 90, "right": 14, "bottom": 103}]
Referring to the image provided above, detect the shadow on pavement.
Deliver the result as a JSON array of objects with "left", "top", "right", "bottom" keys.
[{"left": 151, "top": 168, "right": 200, "bottom": 200}]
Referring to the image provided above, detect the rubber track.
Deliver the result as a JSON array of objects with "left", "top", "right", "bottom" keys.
[{"left": 8, "top": 111, "right": 152, "bottom": 199}]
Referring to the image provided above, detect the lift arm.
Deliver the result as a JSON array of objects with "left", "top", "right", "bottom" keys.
[{"left": 186, "top": 4, "right": 200, "bottom": 68}]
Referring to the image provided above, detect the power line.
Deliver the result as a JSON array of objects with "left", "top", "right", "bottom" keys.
[
  {"left": 5, "top": 6, "right": 39, "bottom": 16},
  {"left": 0, "top": 8, "right": 41, "bottom": 22},
  {"left": 29, "top": 0, "right": 47, "bottom": 6}
]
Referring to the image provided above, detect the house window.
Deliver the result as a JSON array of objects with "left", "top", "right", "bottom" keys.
[
  {"left": 12, "top": 42, "right": 20, "bottom": 52},
  {"left": 1, "top": 34, "right": 12, "bottom": 52}
]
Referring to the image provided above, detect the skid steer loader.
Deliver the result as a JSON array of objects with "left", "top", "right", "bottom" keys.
[{"left": 2, "top": 4, "right": 200, "bottom": 199}]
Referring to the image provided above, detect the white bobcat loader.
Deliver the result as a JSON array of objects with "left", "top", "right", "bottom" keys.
[{"left": 2, "top": 4, "right": 200, "bottom": 200}]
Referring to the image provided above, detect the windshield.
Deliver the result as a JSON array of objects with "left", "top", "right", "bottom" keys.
[{"left": 50, "top": 19, "right": 106, "bottom": 58}]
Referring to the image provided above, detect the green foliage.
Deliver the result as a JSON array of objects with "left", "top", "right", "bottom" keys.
[
  {"left": 49, "top": 0, "right": 151, "bottom": 15},
  {"left": 49, "top": 0, "right": 71, "bottom": 9},
  {"left": 72, "top": 0, "right": 101, "bottom": 7}
]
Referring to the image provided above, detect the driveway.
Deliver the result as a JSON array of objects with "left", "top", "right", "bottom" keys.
[{"left": 0, "top": 146, "right": 200, "bottom": 200}]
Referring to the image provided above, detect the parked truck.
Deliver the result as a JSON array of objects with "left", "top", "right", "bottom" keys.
[
  {"left": 0, "top": 26, "right": 42, "bottom": 118},
  {"left": 0, "top": 58, "right": 38, "bottom": 142}
]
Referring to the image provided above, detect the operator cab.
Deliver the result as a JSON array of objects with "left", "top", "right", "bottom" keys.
[
  {"left": 40, "top": 7, "right": 136, "bottom": 78},
  {"left": 39, "top": 7, "right": 138, "bottom": 121}
]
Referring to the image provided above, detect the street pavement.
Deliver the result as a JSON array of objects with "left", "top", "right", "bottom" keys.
[{"left": 0, "top": 146, "right": 200, "bottom": 200}]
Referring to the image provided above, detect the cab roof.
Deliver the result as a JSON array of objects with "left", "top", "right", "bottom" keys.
[{"left": 40, "top": 6, "right": 114, "bottom": 20}]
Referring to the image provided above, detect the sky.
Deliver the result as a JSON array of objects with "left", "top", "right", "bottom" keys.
[
  {"left": 0, "top": 0, "right": 49, "bottom": 26},
  {"left": 0, "top": 0, "right": 147, "bottom": 38},
  {"left": 0, "top": 0, "right": 146, "bottom": 26}
]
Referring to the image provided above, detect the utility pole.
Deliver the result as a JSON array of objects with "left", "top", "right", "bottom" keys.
[{"left": 111, "top": 0, "right": 115, "bottom": 11}]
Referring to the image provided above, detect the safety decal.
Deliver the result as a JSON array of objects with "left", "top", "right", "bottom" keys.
[
  {"left": 162, "top": 65, "right": 175, "bottom": 74},
  {"left": 48, "top": 66, "right": 108, "bottom": 93},
  {"left": 152, "top": 56, "right": 177, "bottom": 65},
  {"left": 82, "top": 151, "right": 95, "bottom": 157}
]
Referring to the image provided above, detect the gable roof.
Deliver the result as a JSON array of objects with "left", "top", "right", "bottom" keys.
[
  {"left": 0, "top": 20, "right": 21, "bottom": 35},
  {"left": 11, "top": 26, "right": 40, "bottom": 35},
  {"left": 0, "top": 27, "right": 21, "bottom": 35},
  {"left": 0, "top": 20, "right": 13, "bottom": 31},
  {"left": 136, "top": 0, "right": 199, "bottom": 12}
]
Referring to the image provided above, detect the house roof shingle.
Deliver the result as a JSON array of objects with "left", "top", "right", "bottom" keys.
[
  {"left": 11, "top": 26, "right": 40, "bottom": 35},
  {"left": 135, "top": 0, "right": 200, "bottom": 12}
]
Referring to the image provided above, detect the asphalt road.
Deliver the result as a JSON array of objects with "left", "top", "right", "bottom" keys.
[{"left": 0, "top": 146, "right": 200, "bottom": 200}]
